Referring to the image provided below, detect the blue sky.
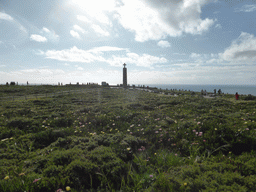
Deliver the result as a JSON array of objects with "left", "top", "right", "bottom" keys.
[{"left": 0, "top": 0, "right": 256, "bottom": 85}]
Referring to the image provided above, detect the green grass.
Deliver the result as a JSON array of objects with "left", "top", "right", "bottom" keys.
[{"left": 0, "top": 85, "right": 256, "bottom": 191}]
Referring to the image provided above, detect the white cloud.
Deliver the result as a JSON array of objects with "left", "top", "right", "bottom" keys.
[
  {"left": 77, "top": 15, "right": 91, "bottom": 23},
  {"left": 107, "top": 52, "right": 168, "bottom": 68},
  {"left": 0, "top": 65, "right": 6, "bottom": 67},
  {"left": 92, "top": 24, "right": 110, "bottom": 36},
  {"left": 157, "top": 40, "right": 171, "bottom": 48},
  {"left": 215, "top": 23, "right": 222, "bottom": 29},
  {"left": 30, "top": 34, "right": 47, "bottom": 42},
  {"left": 77, "top": 67, "right": 84, "bottom": 70},
  {"left": 73, "top": 25, "right": 86, "bottom": 34},
  {"left": 71, "top": 0, "right": 114, "bottom": 25},
  {"left": 115, "top": 0, "right": 215, "bottom": 42},
  {"left": 235, "top": 4, "right": 256, "bottom": 12},
  {"left": 40, "top": 28, "right": 59, "bottom": 42},
  {"left": 87, "top": 46, "right": 128, "bottom": 54},
  {"left": 190, "top": 53, "right": 201, "bottom": 58},
  {"left": 44, "top": 46, "right": 105, "bottom": 63},
  {"left": 70, "top": 30, "right": 80, "bottom": 39},
  {"left": 0, "top": 12, "right": 14, "bottom": 21},
  {"left": 43, "top": 27, "right": 50, "bottom": 33},
  {"left": 43, "top": 46, "right": 167, "bottom": 68},
  {"left": 219, "top": 32, "right": 256, "bottom": 63}
]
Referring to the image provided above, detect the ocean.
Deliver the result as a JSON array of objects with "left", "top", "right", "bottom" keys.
[{"left": 145, "top": 84, "right": 256, "bottom": 96}]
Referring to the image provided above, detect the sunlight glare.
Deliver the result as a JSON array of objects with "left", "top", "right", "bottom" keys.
[{"left": 71, "top": 0, "right": 116, "bottom": 14}]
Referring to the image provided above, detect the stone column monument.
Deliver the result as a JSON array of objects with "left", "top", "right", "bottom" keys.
[{"left": 123, "top": 63, "right": 127, "bottom": 88}]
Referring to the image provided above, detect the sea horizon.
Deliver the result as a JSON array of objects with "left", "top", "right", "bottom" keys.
[{"left": 145, "top": 84, "right": 256, "bottom": 96}]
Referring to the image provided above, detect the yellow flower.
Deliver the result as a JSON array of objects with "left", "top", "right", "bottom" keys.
[
  {"left": 215, "top": 128, "right": 217, "bottom": 131},
  {"left": 4, "top": 176, "right": 9, "bottom": 180},
  {"left": 184, "top": 182, "right": 187, "bottom": 186},
  {"left": 127, "top": 148, "right": 131, "bottom": 151},
  {"left": 19, "top": 173, "right": 25, "bottom": 176},
  {"left": 66, "top": 186, "right": 71, "bottom": 191},
  {"left": 154, "top": 153, "right": 157, "bottom": 155}
]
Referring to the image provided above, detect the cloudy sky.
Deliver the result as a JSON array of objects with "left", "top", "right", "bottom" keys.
[{"left": 0, "top": 0, "right": 256, "bottom": 85}]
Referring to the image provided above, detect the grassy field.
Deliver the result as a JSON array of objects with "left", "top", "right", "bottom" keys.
[{"left": 0, "top": 85, "right": 256, "bottom": 191}]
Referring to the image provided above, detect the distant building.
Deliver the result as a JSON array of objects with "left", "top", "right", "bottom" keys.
[
  {"left": 102, "top": 81, "right": 107, "bottom": 86},
  {"left": 10, "top": 82, "right": 15, "bottom": 85}
]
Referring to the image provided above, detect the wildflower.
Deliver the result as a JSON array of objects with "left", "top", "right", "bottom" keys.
[
  {"left": 155, "top": 131, "right": 159, "bottom": 133},
  {"left": 33, "top": 178, "right": 41, "bottom": 183},
  {"left": 197, "top": 122, "right": 200, "bottom": 125},
  {"left": 175, "top": 154, "right": 178, "bottom": 156},
  {"left": 66, "top": 186, "right": 71, "bottom": 191},
  {"left": 149, "top": 174, "right": 153, "bottom": 178},
  {"left": 159, "top": 128, "right": 162, "bottom": 131},
  {"left": 246, "top": 128, "right": 249, "bottom": 130},
  {"left": 244, "top": 122, "right": 247, "bottom": 124},
  {"left": 154, "top": 153, "right": 157, "bottom": 155},
  {"left": 215, "top": 128, "right": 217, "bottom": 131},
  {"left": 127, "top": 148, "right": 131, "bottom": 151},
  {"left": 238, "top": 129, "right": 240, "bottom": 132},
  {"left": 19, "top": 173, "right": 25, "bottom": 176},
  {"left": 193, "top": 130, "right": 196, "bottom": 132},
  {"left": 130, "top": 132, "right": 133, "bottom": 134},
  {"left": 1, "top": 138, "right": 8, "bottom": 142},
  {"left": 56, "top": 189, "right": 63, "bottom": 192},
  {"left": 198, "top": 132, "right": 203, "bottom": 136},
  {"left": 184, "top": 182, "right": 187, "bottom": 186},
  {"left": 203, "top": 140, "right": 206, "bottom": 142},
  {"left": 4, "top": 176, "right": 9, "bottom": 180},
  {"left": 127, "top": 129, "right": 130, "bottom": 132}
]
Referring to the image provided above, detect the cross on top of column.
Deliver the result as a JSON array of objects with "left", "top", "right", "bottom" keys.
[{"left": 123, "top": 63, "right": 126, "bottom": 68}]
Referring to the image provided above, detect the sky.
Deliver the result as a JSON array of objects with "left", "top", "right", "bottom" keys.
[{"left": 0, "top": 0, "right": 256, "bottom": 85}]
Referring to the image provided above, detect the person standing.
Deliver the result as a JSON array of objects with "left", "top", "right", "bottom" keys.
[{"left": 235, "top": 92, "right": 239, "bottom": 100}]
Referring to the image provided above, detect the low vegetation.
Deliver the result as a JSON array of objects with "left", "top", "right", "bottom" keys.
[{"left": 0, "top": 85, "right": 255, "bottom": 191}]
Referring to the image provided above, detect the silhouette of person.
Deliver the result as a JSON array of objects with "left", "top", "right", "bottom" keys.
[{"left": 235, "top": 92, "right": 239, "bottom": 100}]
